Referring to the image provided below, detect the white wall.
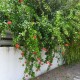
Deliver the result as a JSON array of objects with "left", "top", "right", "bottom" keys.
[{"left": 0, "top": 47, "right": 63, "bottom": 80}]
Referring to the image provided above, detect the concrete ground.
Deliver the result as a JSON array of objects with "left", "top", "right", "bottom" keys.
[{"left": 31, "top": 62, "right": 80, "bottom": 80}]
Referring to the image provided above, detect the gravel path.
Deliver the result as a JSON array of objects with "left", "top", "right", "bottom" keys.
[{"left": 30, "top": 62, "right": 80, "bottom": 80}]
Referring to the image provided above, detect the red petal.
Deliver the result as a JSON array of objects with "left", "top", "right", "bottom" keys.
[
  {"left": 7, "top": 21, "right": 12, "bottom": 25},
  {"left": 15, "top": 44, "right": 20, "bottom": 49},
  {"left": 33, "top": 52, "right": 37, "bottom": 54},
  {"left": 19, "top": 0, "right": 23, "bottom": 3},
  {"left": 33, "top": 36, "right": 37, "bottom": 39},
  {"left": 42, "top": 48, "right": 48, "bottom": 52}
]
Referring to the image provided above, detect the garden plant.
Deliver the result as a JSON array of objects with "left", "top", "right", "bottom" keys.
[{"left": 0, "top": 0, "right": 80, "bottom": 79}]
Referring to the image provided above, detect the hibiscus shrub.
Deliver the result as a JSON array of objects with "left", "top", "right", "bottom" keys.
[{"left": 0, "top": 0, "right": 80, "bottom": 79}]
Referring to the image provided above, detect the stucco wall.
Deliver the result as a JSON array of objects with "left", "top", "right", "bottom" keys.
[{"left": 0, "top": 47, "right": 63, "bottom": 80}]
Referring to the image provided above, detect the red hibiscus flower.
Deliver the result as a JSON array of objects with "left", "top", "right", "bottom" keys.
[
  {"left": 7, "top": 21, "right": 12, "bottom": 25},
  {"left": 15, "top": 44, "right": 20, "bottom": 49}
]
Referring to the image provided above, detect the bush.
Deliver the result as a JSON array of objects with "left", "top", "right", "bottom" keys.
[{"left": 0, "top": 0, "right": 80, "bottom": 79}]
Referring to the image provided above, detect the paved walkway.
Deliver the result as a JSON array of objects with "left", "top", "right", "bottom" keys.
[{"left": 31, "top": 63, "right": 80, "bottom": 80}]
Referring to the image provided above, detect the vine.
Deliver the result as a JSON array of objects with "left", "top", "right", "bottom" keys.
[{"left": 0, "top": 0, "right": 80, "bottom": 79}]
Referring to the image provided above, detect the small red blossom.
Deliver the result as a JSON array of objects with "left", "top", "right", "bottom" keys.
[
  {"left": 39, "top": 61, "right": 42, "bottom": 65},
  {"left": 37, "top": 58, "right": 41, "bottom": 61},
  {"left": 15, "top": 44, "right": 20, "bottom": 49},
  {"left": 64, "top": 43, "right": 69, "bottom": 47},
  {"left": 33, "top": 52, "right": 37, "bottom": 54},
  {"left": 42, "top": 47, "right": 48, "bottom": 52},
  {"left": 19, "top": 0, "right": 23, "bottom": 3},
  {"left": 46, "top": 61, "right": 52, "bottom": 66},
  {"left": 7, "top": 21, "right": 12, "bottom": 25},
  {"left": 62, "top": 52, "right": 65, "bottom": 55},
  {"left": 21, "top": 52, "right": 24, "bottom": 57},
  {"left": 33, "top": 35, "right": 37, "bottom": 39}
]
